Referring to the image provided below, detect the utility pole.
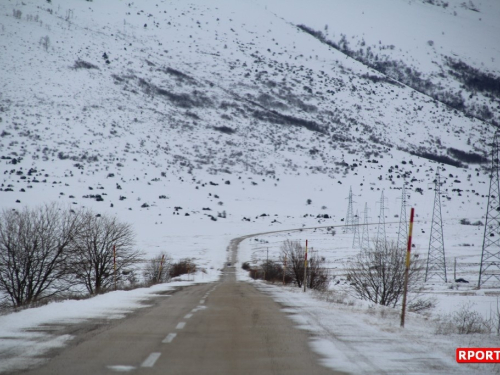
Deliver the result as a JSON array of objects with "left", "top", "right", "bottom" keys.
[
  {"left": 283, "top": 255, "right": 287, "bottom": 285},
  {"left": 425, "top": 168, "right": 447, "bottom": 282},
  {"left": 303, "top": 240, "right": 308, "bottom": 292},
  {"left": 479, "top": 130, "right": 500, "bottom": 288},
  {"left": 266, "top": 247, "right": 269, "bottom": 281},
  {"left": 113, "top": 245, "right": 117, "bottom": 291}
]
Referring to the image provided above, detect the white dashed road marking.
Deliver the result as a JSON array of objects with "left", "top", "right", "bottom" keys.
[
  {"left": 192, "top": 305, "right": 206, "bottom": 313},
  {"left": 176, "top": 322, "right": 186, "bottom": 330},
  {"left": 141, "top": 353, "right": 161, "bottom": 368},
  {"left": 162, "top": 333, "right": 177, "bottom": 343},
  {"left": 200, "top": 299, "right": 205, "bottom": 304},
  {"left": 184, "top": 313, "right": 193, "bottom": 319}
]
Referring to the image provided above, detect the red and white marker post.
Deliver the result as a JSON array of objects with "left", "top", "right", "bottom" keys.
[{"left": 400, "top": 208, "right": 415, "bottom": 327}]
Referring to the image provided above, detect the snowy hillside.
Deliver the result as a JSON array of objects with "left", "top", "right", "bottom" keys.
[
  {"left": 1, "top": 0, "right": 500, "bottom": 373},
  {"left": 0, "top": 0, "right": 499, "bottom": 283}
]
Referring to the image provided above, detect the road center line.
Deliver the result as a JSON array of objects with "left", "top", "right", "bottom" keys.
[
  {"left": 176, "top": 322, "right": 186, "bottom": 329},
  {"left": 141, "top": 353, "right": 161, "bottom": 368},
  {"left": 162, "top": 333, "right": 177, "bottom": 343},
  {"left": 200, "top": 299, "right": 205, "bottom": 304},
  {"left": 184, "top": 313, "right": 193, "bottom": 319}
]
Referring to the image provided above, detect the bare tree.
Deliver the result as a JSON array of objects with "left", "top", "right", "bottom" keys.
[
  {"left": 72, "top": 211, "right": 142, "bottom": 294},
  {"left": 0, "top": 204, "right": 80, "bottom": 307},
  {"left": 143, "top": 252, "right": 172, "bottom": 285},
  {"left": 280, "top": 240, "right": 306, "bottom": 287},
  {"left": 279, "top": 240, "right": 328, "bottom": 290},
  {"left": 169, "top": 259, "right": 196, "bottom": 278},
  {"left": 346, "top": 241, "right": 425, "bottom": 307}
]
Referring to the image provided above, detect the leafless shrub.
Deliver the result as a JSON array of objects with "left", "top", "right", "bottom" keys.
[
  {"left": 143, "top": 252, "right": 172, "bottom": 285},
  {"left": 169, "top": 259, "right": 196, "bottom": 278},
  {"left": 455, "top": 303, "right": 491, "bottom": 334},
  {"left": 0, "top": 204, "right": 81, "bottom": 307},
  {"left": 280, "top": 240, "right": 306, "bottom": 288},
  {"left": 346, "top": 241, "right": 425, "bottom": 307},
  {"left": 71, "top": 211, "right": 142, "bottom": 294},
  {"left": 249, "top": 267, "right": 264, "bottom": 280},
  {"left": 13, "top": 9, "right": 22, "bottom": 19},
  {"left": 260, "top": 260, "right": 292, "bottom": 283},
  {"left": 493, "top": 298, "right": 500, "bottom": 336},
  {"left": 436, "top": 302, "right": 491, "bottom": 335},
  {"left": 307, "top": 255, "right": 329, "bottom": 291},
  {"left": 408, "top": 297, "right": 436, "bottom": 313}
]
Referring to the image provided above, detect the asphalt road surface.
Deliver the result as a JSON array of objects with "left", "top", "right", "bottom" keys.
[{"left": 20, "top": 237, "right": 346, "bottom": 375}]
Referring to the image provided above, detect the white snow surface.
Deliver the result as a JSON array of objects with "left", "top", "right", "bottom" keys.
[
  {"left": 237, "top": 229, "right": 500, "bottom": 374},
  {"left": 249, "top": 280, "right": 498, "bottom": 374},
  {"left": 1, "top": 0, "right": 500, "bottom": 373}
]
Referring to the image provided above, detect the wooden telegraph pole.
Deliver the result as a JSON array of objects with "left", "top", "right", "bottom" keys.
[
  {"left": 303, "top": 240, "right": 308, "bottom": 292},
  {"left": 283, "top": 255, "right": 287, "bottom": 285},
  {"left": 113, "top": 245, "right": 117, "bottom": 291}
]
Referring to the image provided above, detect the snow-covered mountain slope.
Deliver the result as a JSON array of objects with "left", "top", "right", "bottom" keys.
[{"left": 0, "top": 0, "right": 498, "bottom": 273}]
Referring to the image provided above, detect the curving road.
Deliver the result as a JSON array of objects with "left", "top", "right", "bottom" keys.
[{"left": 20, "top": 235, "right": 346, "bottom": 375}]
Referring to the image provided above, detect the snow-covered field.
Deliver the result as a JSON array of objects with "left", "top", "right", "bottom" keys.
[
  {"left": 248, "top": 279, "right": 499, "bottom": 374},
  {"left": 236, "top": 222, "right": 500, "bottom": 373},
  {"left": 1, "top": 0, "right": 500, "bottom": 373}
]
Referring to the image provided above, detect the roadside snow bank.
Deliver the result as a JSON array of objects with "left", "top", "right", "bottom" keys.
[
  {"left": 0, "top": 272, "right": 219, "bottom": 373},
  {"left": 250, "top": 281, "right": 499, "bottom": 374}
]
